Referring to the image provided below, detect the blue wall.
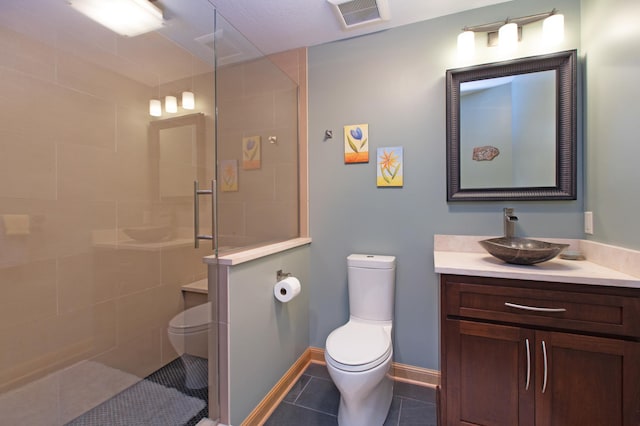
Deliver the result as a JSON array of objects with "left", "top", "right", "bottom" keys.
[
  {"left": 308, "top": 0, "right": 583, "bottom": 370},
  {"left": 228, "top": 245, "right": 310, "bottom": 424},
  {"left": 582, "top": 0, "right": 640, "bottom": 250}
]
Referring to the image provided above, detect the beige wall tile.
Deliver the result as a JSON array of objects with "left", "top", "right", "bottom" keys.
[
  {"left": 56, "top": 50, "right": 151, "bottom": 109},
  {"left": 58, "top": 253, "right": 98, "bottom": 314},
  {"left": 217, "top": 202, "right": 246, "bottom": 238},
  {"left": 93, "top": 329, "right": 163, "bottom": 378},
  {"left": 117, "top": 249, "right": 162, "bottom": 296},
  {"left": 0, "top": 26, "right": 55, "bottom": 82},
  {"left": 57, "top": 144, "right": 117, "bottom": 201},
  {"left": 117, "top": 32, "right": 214, "bottom": 85},
  {"left": 0, "top": 300, "right": 117, "bottom": 389},
  {"left": 244, "top": 57, "right": 297, "bottom": 96},
  {"left": 116, "top": 283, "right": 182, "bottom": 344},
  {"left": 0, "top": 259, "right": 57, "bottom": 330}
]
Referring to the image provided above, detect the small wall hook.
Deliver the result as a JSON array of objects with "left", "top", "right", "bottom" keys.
[
  {"left": 324, "top": 130, "right": 333, "bottom": 140},
  {"left": 268, "top": 136, "right": 277, "bottom": 144}
]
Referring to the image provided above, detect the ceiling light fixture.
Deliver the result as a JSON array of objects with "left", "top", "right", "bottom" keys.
[{"left": 68, "top": 0, "right": 165, "bottom": 37}]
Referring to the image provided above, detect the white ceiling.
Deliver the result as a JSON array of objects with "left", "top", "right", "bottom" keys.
[
  {"left": 0, "top": 0, "right": 512, "bottom": 86},
  {"left": 207, "top": 0, "right": 513, "bottom": 55}
]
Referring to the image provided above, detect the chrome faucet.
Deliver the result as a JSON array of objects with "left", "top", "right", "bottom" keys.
[{"left": 503, "top": 208, "right": 518, "bottom": 238}]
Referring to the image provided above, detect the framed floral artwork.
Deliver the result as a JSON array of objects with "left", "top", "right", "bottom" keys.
[
  {"left": 220, "top": 160, "right": 238, "bottom": 192},
  {"left": 377, "top": 146, "right": 403, "bottom": 187},
  {"left": 242, "top": 136, "right": 261, "bottom": 169},
  {"left": 344, "top": 124, "right": 368, "bottom": 163}
]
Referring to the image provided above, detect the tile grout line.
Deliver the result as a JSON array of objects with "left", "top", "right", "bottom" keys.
[{"left": 291, "top": 374, "right": 313, "bottom": 405}]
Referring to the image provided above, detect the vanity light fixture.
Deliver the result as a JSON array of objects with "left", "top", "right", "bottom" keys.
[
  {"left": 182, "top": 91, "right": 195, "bottom": 110},
  {"left": 148, "top": 92, "right": 197, "bottom": 117},
  {"left": 165, "top": 95, "right": 178, "bottom": 113},
  {"left": 68, "top": 0, "right": 165, "bottom": 37},
  {"left": 457, "top": 9, "right": 564, "bottom": 53}
]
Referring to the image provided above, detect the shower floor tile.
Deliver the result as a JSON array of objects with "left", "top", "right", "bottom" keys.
[{"left": 65, "top": 355, "right": 208, "bottom": 426}]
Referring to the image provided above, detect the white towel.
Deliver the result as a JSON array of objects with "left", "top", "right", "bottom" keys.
[{"left": 2, "top": 214, "right": 30, "bottom": 236}]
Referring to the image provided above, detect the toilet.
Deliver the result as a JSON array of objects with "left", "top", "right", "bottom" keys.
[
  {"left": 167, "top": 302, "right": 211, "bottom": 389},
  {"left": 325, "top": 254, "right": 396, "bottom": 426}
]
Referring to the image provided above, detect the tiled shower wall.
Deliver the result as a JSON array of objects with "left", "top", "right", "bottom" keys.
[
  {"left": 216, "top": 50, "right": 303, "bottom": 248},
  {"left": 0, "top": 21, "right": 214, "bottom": 398}
]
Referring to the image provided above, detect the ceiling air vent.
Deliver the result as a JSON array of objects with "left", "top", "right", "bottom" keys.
[{"left": 327, "top": 0, "right": 390, "bottom": 30}]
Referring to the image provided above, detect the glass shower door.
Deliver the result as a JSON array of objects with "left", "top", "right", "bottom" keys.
[{"left": 0, "top": 0, "right": 219, "bottom": 424}]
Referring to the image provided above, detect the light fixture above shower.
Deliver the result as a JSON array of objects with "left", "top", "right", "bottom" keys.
[
  {"left": 327, "top": 0, "right": 390, "bottom": 30},
  {"left": 67, "top": 0, "right": 165, "bottom": 37},
  {"left": 149, "top": 91, "right": 196, "bottom": 117}
]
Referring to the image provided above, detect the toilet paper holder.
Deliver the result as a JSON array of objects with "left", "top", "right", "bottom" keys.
[{"left": 276, "top": 269, "right": 292, "bottom": 281}]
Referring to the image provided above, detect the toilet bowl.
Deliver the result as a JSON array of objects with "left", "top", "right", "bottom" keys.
[
  {"left": 325, "top": 254, "right": 396, "bottom": 426},
  {"left": 167, "top": 302, "right": 211, "bottom": 389}
]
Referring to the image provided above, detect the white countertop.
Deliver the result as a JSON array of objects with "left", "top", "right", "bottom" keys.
[
  {"left": 203, "top": 237, "right": 311, "bottom": 266},
  {"left": 434, "top": 235, "right": 640, "bottom": 289}
]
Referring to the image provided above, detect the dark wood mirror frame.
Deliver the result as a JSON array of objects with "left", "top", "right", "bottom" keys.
[{"left": 446, "top": 49, "right": 577, "bottom": 201}]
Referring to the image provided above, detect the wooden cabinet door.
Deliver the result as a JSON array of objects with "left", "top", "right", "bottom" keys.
[
  {"left": 535, "top": 331, "right": 640, "bottom": 426},
  {"left": 443, "top": 319, "right": 535, "bottom": 426}
]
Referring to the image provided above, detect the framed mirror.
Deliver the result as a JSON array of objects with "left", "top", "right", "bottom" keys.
[
  {"left": 149, "top": 112, "right": 205, "bottom": 200},
  {"left": 446, "top": 50, "right": 577, "bottom": 201}
]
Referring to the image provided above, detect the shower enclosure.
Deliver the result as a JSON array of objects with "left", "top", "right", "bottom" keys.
[{"left": 0, "top": 0, "right": 299, "bottom": 424}]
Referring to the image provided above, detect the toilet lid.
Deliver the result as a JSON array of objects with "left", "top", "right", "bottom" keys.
[
  {"left": 326, "top": 322, "right": 391, "bottom": 371},
  {"left": 168, "top": 302, "right": 211, "bottom": 333}
]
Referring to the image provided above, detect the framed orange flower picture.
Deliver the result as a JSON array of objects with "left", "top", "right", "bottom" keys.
[
  {"left": 344, "top": 124, "right": 368, "bottom": 164},
  {"left": 377, "top": 146, "right": 403, "bottom": 187},
  {"left": 220, "top": 159, "right": 238, "bottom": 192}
]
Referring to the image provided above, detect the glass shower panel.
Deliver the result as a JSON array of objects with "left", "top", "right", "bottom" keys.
[
  {"left": 0, "top": 0, "right": 217, "bottom": 424},
  {"left": 214, "top": 14, "right": 300, "bottom": 253}
]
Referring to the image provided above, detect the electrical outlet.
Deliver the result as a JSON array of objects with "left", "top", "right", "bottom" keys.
[{"left": 584, "top": 211, "right": 593, "bottom": 234}]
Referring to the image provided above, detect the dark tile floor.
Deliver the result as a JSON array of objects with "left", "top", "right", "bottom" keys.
[{"left": 264, "top": 363, "right": 438, "bottom": 426}]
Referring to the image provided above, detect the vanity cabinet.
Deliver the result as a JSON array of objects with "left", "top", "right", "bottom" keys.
[{"left": 440, "top": 274, "right": 640, "bottom": 426}]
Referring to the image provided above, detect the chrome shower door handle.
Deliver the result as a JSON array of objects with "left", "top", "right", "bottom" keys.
[{"left": 193, "top": 180, "right": 215, "bottom": 249}]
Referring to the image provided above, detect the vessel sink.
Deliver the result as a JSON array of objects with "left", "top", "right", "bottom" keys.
[{"left": 479, "top": 237, "right": 569, "bottom": 265}]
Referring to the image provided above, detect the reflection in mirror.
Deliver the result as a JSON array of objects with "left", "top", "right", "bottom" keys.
[
  {"left": 149, "top": 113, "right": 205, "bottom": 200},
  {"left": 446, "top": 50, "right": 577, "bottom": 201},
  {"left": 460, "top": 71, "right": 556, "bottom": 189}
]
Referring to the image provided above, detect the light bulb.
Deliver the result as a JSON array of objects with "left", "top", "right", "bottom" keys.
[
  {"left": 182, "top": 91, "right": 195, "bottom": 110},
  {"left": 149, "top": 99, "right": 161, "bottom": 117},
  {"left": 499, "top": 22, "right": 518, "bottom": 52},
  {"left": 165, "top": 95, "right": 177, "bottom": 113},
  {"left": 457, "top": 31, "right": 475, "bottom": 57},
  {"left": 543, "top": 14, "right": 564, "bottom": 45}
]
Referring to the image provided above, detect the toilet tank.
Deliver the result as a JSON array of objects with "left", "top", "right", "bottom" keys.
[{"left": 347, "top": 254, "right": 396, "bottom": 321}]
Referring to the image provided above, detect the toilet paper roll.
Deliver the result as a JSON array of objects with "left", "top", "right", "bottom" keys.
[{"left": 274, "top": 276, "right": 301, "bottom": 303}]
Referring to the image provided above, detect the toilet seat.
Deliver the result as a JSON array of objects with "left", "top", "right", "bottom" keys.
[
  {"left": 326, "top": 321, "right": 391, "bottom": 372},
  {"left": 168, "top": 302, "right": 211, "bottom": 334}
]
